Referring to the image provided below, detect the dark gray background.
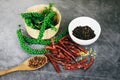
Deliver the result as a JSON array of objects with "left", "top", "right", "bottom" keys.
[{"left": 0, "top": 0, "right": 120, "bottom": 80}]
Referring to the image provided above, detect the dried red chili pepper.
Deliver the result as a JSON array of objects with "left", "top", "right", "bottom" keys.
[
  {"left": 84, "top": 56, "right": 95, "bottom": 70},
  {"left": 75, "top": 45, "right": 87, "bottom": 53},
  {"left": 64, "top": 58, "right": 88, "bottom": 70},
  {"left": 58, "top": 52, "right": 72, "bottom": 63},
  {"left": 58, "top": 52, "right": 65, "bottom": 58},
  {"left": 65, "top": 64, "right": 85, "bottom": 70},
  {"left": 45, "top": 45, "right": 58, "bottom": 54},
  {"left": 66, "top": 45, "right": 80, "bottom": 56},
  {"left": 65, "top": 57, "right": 88, "bottom": 67},
  {"left": 62, "top": 41, "right": 87, "bottom": 53},
  {"left": 46, "top": 44, "right": 73, "bottom": 63},
  {"left": 59, "top": 34, "right": 69, "bottom": 42},
  {"left": 59, "top": 41, "right": 78, "bottom": 57},
  {"left": 55, "top": 44, "right": 76, "bottom": 62},
  {"left": 51, "top": 60, "right": 61, "bottom": 73},
  {"left": 51, "top": 38, "right": 56, "bottom": 49},
  {"left": 44, "top": 34, "right": 94, "bottom": 72},
  {"left": 45, "top": 53, "right": 61, "bottom": 73}
]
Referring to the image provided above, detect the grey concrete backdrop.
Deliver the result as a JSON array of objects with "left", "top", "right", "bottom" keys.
[{"left": 0, "top": 0, "right": 120, "bottom": 80}]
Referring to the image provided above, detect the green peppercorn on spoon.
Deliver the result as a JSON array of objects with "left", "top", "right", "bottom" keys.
[{"left": 0, "top": 55, "right": 48, "bottom": 76}]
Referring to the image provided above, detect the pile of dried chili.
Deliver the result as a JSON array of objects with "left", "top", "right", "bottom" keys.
[
  {"left": 45, "top": 35, "right": 95, "bottom": 73},
  {"left": 73, "top": 26, "right": 95, "bottom": 40}
]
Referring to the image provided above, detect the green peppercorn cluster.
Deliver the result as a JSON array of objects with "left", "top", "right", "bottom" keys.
[
  {"left": 21, "top": 3, "right": 57, "bottom": 31},
  {"left": 16, "top": 3, "right": 68, "bottom": 55},
  {"left": 17, "top": 29, "right": 48, "bottom": 54},
  {"left": 37, "top": 11, "right": 56, "bottom": 40},
  {"left": 16, "top": 28, "right": 68, "bottom": 54}
]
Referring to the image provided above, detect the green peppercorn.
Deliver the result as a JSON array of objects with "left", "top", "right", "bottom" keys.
[
  {"left": 17, "top": 3, "right": 68, "bottom": 55},
  {"left": 16, "top": 28, "right": 68, "bottom": 55}
]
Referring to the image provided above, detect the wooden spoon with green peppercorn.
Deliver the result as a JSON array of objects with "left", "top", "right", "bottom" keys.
[{"left": 0, "top": 55, "right": 48, "bottom": 76}]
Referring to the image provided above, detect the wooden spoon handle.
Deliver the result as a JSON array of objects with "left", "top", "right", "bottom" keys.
[
  {"left": 0, "top": 67, "right": 18, "bottom": 75},
  {"left": 0, "top": 64, "right": 26, "bottom": 76}
]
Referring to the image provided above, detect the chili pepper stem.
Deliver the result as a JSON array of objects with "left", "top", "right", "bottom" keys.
[{"left": 51, "top": 38, "right": 55, "bottom": 48}]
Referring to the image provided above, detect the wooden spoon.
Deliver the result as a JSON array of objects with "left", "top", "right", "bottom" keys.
[{"left": 0, "top": 55, "right": 48, "bottom": 76}]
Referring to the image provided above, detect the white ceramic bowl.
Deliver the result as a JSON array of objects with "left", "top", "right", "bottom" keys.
[{"left": 68, "top": 17, "right": 101, "bottom": 45}]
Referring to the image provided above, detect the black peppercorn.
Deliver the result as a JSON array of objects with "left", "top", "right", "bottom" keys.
[{"left": 72, "top": 26, "right": 95, "bottom": 40}]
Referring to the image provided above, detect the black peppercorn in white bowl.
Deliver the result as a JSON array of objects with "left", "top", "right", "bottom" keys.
[{"left": 68, "top": 17, "right": 101, "bottom": 45}]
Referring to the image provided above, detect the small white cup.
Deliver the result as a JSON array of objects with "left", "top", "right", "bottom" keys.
[{"left": 68, "top": 17, "right": 101, "bottom": 45}]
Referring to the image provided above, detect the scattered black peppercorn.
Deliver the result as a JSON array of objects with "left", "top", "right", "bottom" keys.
[{"left": 72, "top": 26, "right": 95, "bottom": 40}]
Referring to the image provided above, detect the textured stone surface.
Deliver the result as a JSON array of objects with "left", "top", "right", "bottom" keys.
[{"left": 0, "top": 0, "right": 120, "bottom": 80}]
